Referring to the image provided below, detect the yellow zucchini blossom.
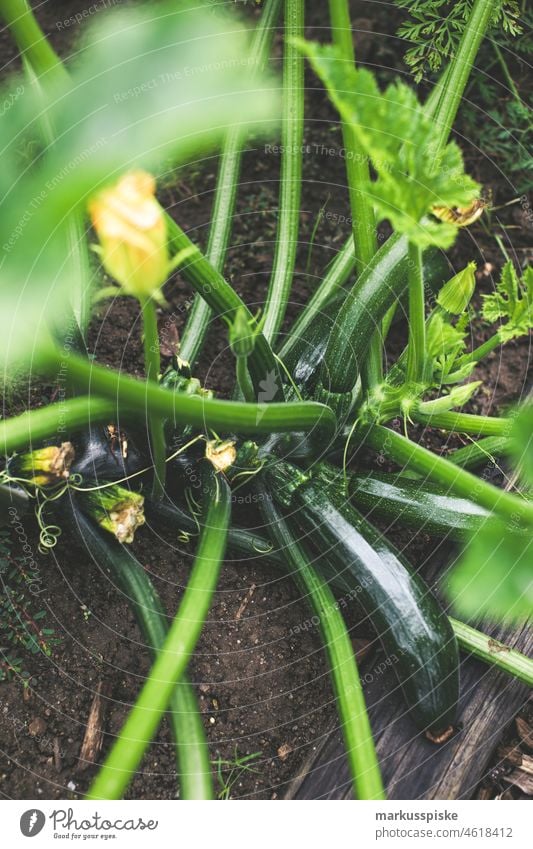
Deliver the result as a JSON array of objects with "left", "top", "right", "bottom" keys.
[{"left": 89, "top": 170, "right": 169, "bottom": 300}]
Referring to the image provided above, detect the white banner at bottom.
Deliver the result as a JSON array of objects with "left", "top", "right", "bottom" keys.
[{"left": 2, "top": 799, "right": 529, "bottom": 848}]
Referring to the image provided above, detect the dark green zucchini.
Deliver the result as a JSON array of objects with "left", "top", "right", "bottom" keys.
[
  {"left": 318, "top": 235, "right": 448, "bottom": 395},
  {"left": 281, "top": 293, "right": 345, "bottom": 400},
  {"left": 343, "top": 468, "right": 490, "bottom": 540},
  {"left": 144, "top": 496, "right": 279, "bottom": 565},
  {"left": 72, "top": 424, "right": 146, "bottom": 483},
  {"left": 0, "top": 483, "right": 29, "bottom": 525},
  {"left": 265, "top": 459, "right": 459, "bottom": 735}
]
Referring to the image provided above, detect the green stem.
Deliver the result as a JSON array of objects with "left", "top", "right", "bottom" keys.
[
  {"left": 459, "top": 332, "right": 503, "bottom": 365},
  {"left": 451, "top": 618, "right": 533, "bottom": 687},
  {"left": 43, "top": 349, "right": 336, "bottom": 441},
  {"left": 0, "top": 0, "right": 67, "bottom": 82},
  {"left": 432, "top": 0, "right": 495, "bottom": 153},
  {"left": 258, "top": 486, "right": 385, "bottom": 800},
  {"left": 180, "top": 0, "right": 282, "bottom": 365},
  {"left": 328, "top": 0, "right": 381, "bottom": 389},
  {"left": 328, "top": 0, "right": 376, "bottom": 275},
  {"left": 77, "top": 511, "right": 213, "bottom": 799},
  {"left": 412, "top": 410, "right": 512, "bottom": 437},
  {"left": 406, "top": 242, "right": 425, "bottom": 385},
  {"left": 448, "top": 436, "right": 511, "bottom": 469},
  {"left": 235, "top": 357, "right": 255, "bottom": 403},
  {"left": 141, "top": 299, "right": 166, "bottom": 500},
  {"left": 165, "top": 213, "right": 284, "bottom": 400},
  {"left": 280, "top": 62, "right": 449, "bottom": 364},
  {"left": 364, "top": 424, "right": 533, "bottom": 526},
  {"left": 0, "top": 396, "right": 116, "bottom": 455},
  {"left": 88, "top": 466, "right": 230, "bottom": 800},
  {"left": 492, "top": 42, "right": 522, "bottom": 107},
  {"left": 262, "top": 0, "right": 304, "bottom": 343},
  {"left": 277, "top": 236, "right": 356, "bottom": 360}
]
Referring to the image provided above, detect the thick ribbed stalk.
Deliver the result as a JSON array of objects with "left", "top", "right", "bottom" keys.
[
  {"left": 432, "top": 0, "right": 495, "bottom": 153},
  {"left": 262, "top": 0, "right": 304, "bottom": 343},
  {"left": 328, "top": 1, "right": 376, "bottom": 274},
  {"left": 88, "top": 466, "right": 230, "bottom": 800},
  {"left": 76, "top": 510, "right": 213, "bottom": 799},
  {"left": 0, "top": 396, "right": 115, "bottom": 455},
  {"left": 0, "top": 0, "right": 67, "bottom": 82},
  {"left": 406, "top": 242, "right": 425, "bottom": 385},
  {"left": 141, "top": 299, "right": 166, "bottom": 500},
  {"left": 412, "top": 410, "right": 512, "bottom": 437},
  {"left": 365, "top": 425, "right": 533, "bottom": 526},
  {"left": 165, "top": 213, "right": 284, "bottom": 400},
  {"left": 146, "top": 500, "right": 533, "bottom": 690},
  {"left": 258, "top": 485, "right": 385, "bottom": 800},
  {"left": 180, "top": 0, "right": 282, "bottom": 364},
  {"left": 451, "top": 618, "right": 533, "bottom": 687},
  {"left": 43, "top": 348, "right": 336, "bottom": 440},
  {"left": 328, "top": 0, "right": 381, "bottom": 388}
]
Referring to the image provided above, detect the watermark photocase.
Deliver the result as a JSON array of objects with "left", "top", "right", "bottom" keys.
[
  {"left": 256, "top": 370, "right": 279, "bottom": 424},
  {"left": 20, "top": 809, "right": 46, "bottom": 837}
]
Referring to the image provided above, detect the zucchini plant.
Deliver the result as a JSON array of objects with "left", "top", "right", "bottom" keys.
[{"left": 0, "top": 0, "right": 531, "bottom": 802}]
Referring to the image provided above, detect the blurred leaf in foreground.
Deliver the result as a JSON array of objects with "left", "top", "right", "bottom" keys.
[
  {"left": 0, "top": 0, "right": 279, "bottom": 367},
  {"left": 447, "top": 518, "right": 533, "bottom": 624}
]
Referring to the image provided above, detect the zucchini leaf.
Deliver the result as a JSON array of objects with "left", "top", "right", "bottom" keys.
[
  {"left": 481, "top": 261, "right": 533, "bottom": 342},
  {"left": 295, "top": 40, "right": 479, "bottom": 248},
  {"left": 448, "top": 400, "right": 533, "bottom": 624}
]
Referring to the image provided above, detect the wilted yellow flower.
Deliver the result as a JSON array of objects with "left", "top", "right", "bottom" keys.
[
  {"left": 12, "top": 442, "right": 75, "bottom": 486},
  {"left": 205, "top": 439, "right": 237, "bottom": 473},
  {"left": 432, "top": 197, "right": 487, "bottom": 228},
  {"left": 89, "top": 170, "right": 169, "bottom": 300}
]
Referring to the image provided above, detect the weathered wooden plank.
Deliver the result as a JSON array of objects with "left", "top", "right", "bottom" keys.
[{"left": 286, "top": 619, "right": 532, "bottom": 800}]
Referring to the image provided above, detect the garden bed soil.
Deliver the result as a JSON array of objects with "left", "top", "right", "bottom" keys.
[{"left": 0, "top": 0, "right": 531, "bottom": 800}]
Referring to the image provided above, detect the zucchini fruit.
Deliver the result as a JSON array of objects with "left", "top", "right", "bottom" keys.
[
  {"left": 318, "top": 236, "right": 448, "bottom": 396},
  {"left": 344, "top": 468, "right": 490, "bottom": 540},
  {"left": 266, "top": 459, "right": 459, "bottom": 735}
]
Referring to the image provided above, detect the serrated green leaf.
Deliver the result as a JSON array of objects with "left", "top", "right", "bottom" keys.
[
  {"left": 481, "top": 261, "right": 533, "bottom": 341},
  {"left": 296, "top": 38, "right": 479, "bottom": 247}
]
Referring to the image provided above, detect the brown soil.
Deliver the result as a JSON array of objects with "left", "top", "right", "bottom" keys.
[{"left": 0, "top": 1, "right": 531, "bottom": 801}]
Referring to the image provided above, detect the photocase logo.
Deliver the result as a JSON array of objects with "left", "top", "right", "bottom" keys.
[
  {"left": 20, "top": 809, "right": 46, "bottom": 837},
  {"left": 256, "top": 370, "right": 279, "bottom": 423}
]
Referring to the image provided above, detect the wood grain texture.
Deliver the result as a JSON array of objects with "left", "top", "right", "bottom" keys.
[{"left": 286, "top": 543, "right": 532, "bottom": 800}]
